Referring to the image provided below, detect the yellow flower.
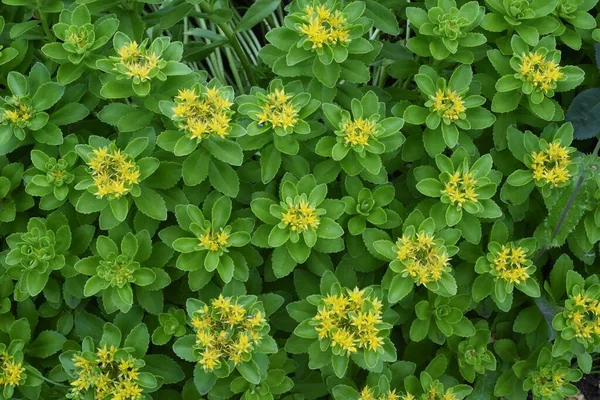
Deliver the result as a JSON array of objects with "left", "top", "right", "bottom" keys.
[
  {"left": 281, "top": 199, "right": 320, "bottom": 232},
  {"left": 396, "top": 232, "right": 450, "bottom": 285},
  {"left": 491, "top": 245, "right": 530, "bottom": 284},
  {"left": 519, "top": 52, "right": 564, "bottom": 93},
  {"left": 313, "top": 287, "right": 384, "bottom": 354},
  {"left": 430, "top": 89, "right": 466, "bottom": 120},
  {"left": 198, "top": 227, "right": 229, "bottom": 252},
  {"left": 566, "top": 292, "right": 600, "bottom": 340},
  {"left": 340, "top": 118, "right": 377, "bottom": 147},
  {"left": 256, "top": 88, "right": 299, "bottom": 129},
  {"left": 96, "top": 345, "right": 117, "bottom": 367},
  {"left": 191, "top": 295, "right": 267, "bottom": 371},
  {"left": 117, "top": 41, "right": 160, "bottom": 82},
  {"left": 298, "top": 4, "right": 350, "bottom": 49},
  {"left": 69, "top": 344, "right": 145, "bottom": 400},
  {"left": 359, "top": 386, "right": 403, "bottom": 400},
  {"left": 1, "top": 98, "right": 33, "bottom": 126},
  {"left": 171, "top": 86, "right": 233, "bottom": 140},
  {"left": 530, "top": 141, "right": 571, "bottom": 187},
  {"left": 359, "top": 386, "right": 377, "bottom": 400},
  {"left": 0, "top": 353, "right": 25, "bottom": 388},
  {"left": 88, "top": 147, "right": 140, "bottom": 199},
  {"left": 443, "top": 171, "right": 478, "bottom": 206}
]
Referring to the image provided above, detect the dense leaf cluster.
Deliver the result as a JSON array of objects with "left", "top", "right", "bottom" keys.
[{"left": 0, "top": 0, "right": 599, "bottom": 399}]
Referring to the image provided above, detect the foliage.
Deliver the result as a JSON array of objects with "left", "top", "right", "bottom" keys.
[{"left": 0, "top": 0, "right": 599, "bottom": 399}]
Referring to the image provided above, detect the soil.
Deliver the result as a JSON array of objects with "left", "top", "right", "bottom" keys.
[{"left": 577, "top": 374, "right": 600, "bottom": 399}]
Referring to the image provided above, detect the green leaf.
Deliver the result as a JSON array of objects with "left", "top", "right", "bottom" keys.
[
  {"left": 209, "top": 159, "right": 239, "bottom": 197},
  {"left": 134, "top": 187, "right": 167, "bottom": 221},
  {"left": 313, "top": 58, "right": 340, "bottom": 88},
  {"left": 236, "top": 0, "right": 280, "bottom": 32},
  {"left": 26, "top": 331, "right": 66, "bottom": 358},
  {"left": 416, "top": 178, "right": 443, "bottom": 197},
  {"left": 237, "top": 359, "right": 262, "bottom": 385},
  {"left": 388, "top": 275, "right": 413, "bottom": 303},
  {"left": 203, "top": 137, "right": 244, "bottom": 166},
  {"left": 32, "top": 82, "right": 64, "bottom": 111},
  {"left": 194, "top": 363, "right": 217, "bottom": 395},
  {"left": 364, "top": 0, "right": 400, "bottom": 35}
]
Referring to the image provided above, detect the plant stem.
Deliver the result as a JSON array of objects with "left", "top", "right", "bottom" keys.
[
  {"left": 36, "top": 1, "right": 54, "bottom": 42},
  {"left": 198, "top": 1, "right": 257, "bottom": 89},
  {"left": 25, "top": 365, "right": 69, "bottom": 388},
  {"left": 535, "top": 138, "right": 600, "bottom": 262}
]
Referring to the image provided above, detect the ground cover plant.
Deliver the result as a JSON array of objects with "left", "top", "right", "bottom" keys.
[{"left": 1, "top": 0, "right": 600, "bottom": 399}]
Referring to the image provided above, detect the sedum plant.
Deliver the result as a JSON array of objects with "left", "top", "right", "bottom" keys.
[
  {"left": 263, "top": 0, "right": 378, "bottom": 88},
  {"left": 59, "top": 322, "right": 158, "bottom": 399},
  {"left": 4, "top": 211, "right": 72, "bottom": 301},
  {"left": 406, "top": 0, "right": 486, "bottom": 62},
  {"left": 97, "top": 31, "right": 190, "bottom": 97},
  {"left": 74, "top": 232, "right": 159, "bottom": 313},
  {"left": 341, "top": 176, "right": 401, "bottom": 236},
  {"left": 409, "top": 293, "right": 476, "bottom": 345},
  {"left": 0, "top": 63, "right": 67, "bottom": 148},
  {"left": 481, "top": 0, "right": 560, "bottom": 46},
  {"left": 237, "top": 79, "right": 321, "bottom": 183},
  {"left": 24, "top": 136, "right": 81, "bottom": 210},
  {"left": 318, "top": 91, "right": 405, "bottom": 181},
  {"left": 173, "top": 293, "right": 278, "bottom": 395},
  {"left": 75, "top": 136, "right": 165, "bottom": 225},
  {"left": 374, "top": 210, "right": 460, "bottom": 303},
  {"left": 416, "top": 150, "right": 501, "bottom": 227},
  {"left": 553, "top": 0, "right": 599, "bottom": 49},
  {"left": 41, "top": 4, "right": 120, "bottom": 84},
  {"left": 474, "top": 233, "right": 540, "bottom": 310},
  {"left": 151, "top": 307, "right": 187, "bottom": 346},
  {"left": 491, "top": 35, "right": 584, "bottom": 120},
  {"left": 289, "top": 272, "right": 397, "bottom": 378},
  {"left": 251, "top": 174, "right": 344, "bottom": 277},
  {"left": 169, "top": 195, "right": 253, "bottom": 286},
  {"left": 404, "top": 64, "right": 495, "bottom": 154},
  {"left": 158, "top": 77, "right": 246, "bottom": 197},
  {"left": 505, "top": 123, "right": 578, "bottom": 198}
]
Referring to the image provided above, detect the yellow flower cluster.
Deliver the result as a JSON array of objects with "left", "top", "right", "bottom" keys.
[
  {"left": 531, "top": 365, "right": 570, "bottom": 398},
  {"left": 519, "top": 52, "right": 564, "bottom": 93},
  {"left": 117, "top": 41, "right": 161, "bottom": 81},
  {"left": 199, "top": 227, "right": 229, "bottom": 252},
  {"left": 443, "top": 171, "right": 478, "bottom": 206},
  {"left": 491, "top": 245, "right": 530, "bottom": 284},
  {"left": 566, "top": 293, "right": 600, "bottom": 340},
  {"left": 281, "top": 199, "right": 320, "bottom": 232},
  {"left": 0, "top": 352, "right": 24, "bottom": 388},
  {"left": 190, "top": 295, "right": 266, "bottom": 371},
  {"left": 256, "top": 88, "right": 298, "bottom": 129},
  {"left": 298, "top": 4, "right": 350, "bottom": 49},
  {"left": 1, "top": 99, "right": 32, "bottom": 126},
  {"left": 88, "top": 147, "right": 140, "bottom": 198},
  {"left": 313, "top": 287, "right": 384, "bottom": 355},
  {"left": 69, "top": 345, "right": 144, "bottom": 400},
  {"left": 172, "top": 87, "right": 233, "bottom": 140},
  {"left": 425, "top": 387, "right": 459, "bottom": 400},
  {"left": 66, "top": 28, "right": 89, "bottom": 49},
  {"left": 341, "top": 118, "right": 377, "bottom": 147},
  {"left": 359, "top": 386, "right": 407, "bottom": 400},
  {"left": 531, "top": 142, "right": 571, "bottom": 187},
  {"left": 395, "top": 232, "right": 450, "bottom": 285},
  {"left": 431, "top": 89, "right": 466, "bottom": 120}
]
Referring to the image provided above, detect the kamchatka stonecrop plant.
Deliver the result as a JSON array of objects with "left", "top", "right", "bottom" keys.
[
  {"left": 290, "top": 272, "right": 397, "bottom": 378},
  {"left": 2, "top": 0, "right": 600, "bottom": 399}
]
